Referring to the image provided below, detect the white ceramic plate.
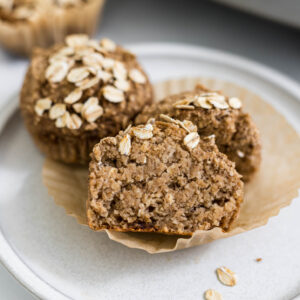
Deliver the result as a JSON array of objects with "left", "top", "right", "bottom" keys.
[{"left": 0, "top": 43, "right": 299, "bottom": 300}]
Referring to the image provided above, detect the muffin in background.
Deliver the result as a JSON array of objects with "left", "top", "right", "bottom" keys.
[
  {"left": 0, "top": 0, "right": 106, "bottom": 55},
  {"left": 20, "top": 34, "right": 153, "bottom": 164}
]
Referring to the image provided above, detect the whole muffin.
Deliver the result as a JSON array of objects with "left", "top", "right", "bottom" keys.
[
  {"left": 20, "top": 34, "right": 153, "bottom": 164},
  {"left": 135, "top": 84, "right": 261, "bottom": 181},
  {"left": 88, "top": 116, "right": 244, "bottom": 235},
  {"left": 0, "top": 0, "right": 105, "bottom": 55}
]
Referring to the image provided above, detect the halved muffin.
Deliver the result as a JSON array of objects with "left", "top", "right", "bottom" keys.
[{"left": 88, "top": 116, "right": 243, "bottom": 235}]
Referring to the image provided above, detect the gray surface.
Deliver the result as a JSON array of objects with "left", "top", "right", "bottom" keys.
[
  {"left": 0, "top": 0, "right": 299, "bottom": 299},
  {"left": 214, "top": 0, "right": 300, "bottom": 28}
]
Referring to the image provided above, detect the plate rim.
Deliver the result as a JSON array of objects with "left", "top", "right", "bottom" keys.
[{"left": 0, "top": 42, "right": 300, "bottom": 300}]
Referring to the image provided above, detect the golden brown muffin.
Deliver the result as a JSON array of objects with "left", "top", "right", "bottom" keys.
[
  {"left": 135, "top": 85, "right": 261, "bottom": 181},
  {"left": 0, "top": 0, "right": 105, "bottom": 55},
  {"left": 20, "top": 34, "right": 153, "bottom": 164},
  {"left": 87, "top": 117, "right": 243, "bottom": 235}
]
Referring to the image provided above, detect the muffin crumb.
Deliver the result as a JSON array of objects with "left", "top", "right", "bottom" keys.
[{"left": 87, "top": 119, "right": 243, "bottom": 235}]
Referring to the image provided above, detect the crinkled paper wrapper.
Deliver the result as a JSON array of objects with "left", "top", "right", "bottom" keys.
[
  {"left": 42, "top": 77, "right": 300, "bottom": 253},
  {"left": 0, "top": 0, "right": 105, "bottom": 56}
]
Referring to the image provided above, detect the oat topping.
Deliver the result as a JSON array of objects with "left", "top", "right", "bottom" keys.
[
  {"left": 114, "top": 79, "right": 130, "bottom": 92},
  {"left": 67, "top": 67, "right": 90, "bottom": 83},
  {"left": 83, "top": 53, "right": 104, "bottom": 67},
  {"left": 64, "top": 88, "right": 82, "bottom": 104},
  {"left": 205, "top": 134, "right": 216, "bottom": 139},
  {"left": 174, "top": 91, "right": 242, "bottom": 111},
  {"left": 76, "top": 76, "right": 100, "bottom": 90},
  {"left": 101, "top": 57, "right": 115, "bottom": 70},
  {"left": 34, "top": 98, "right": 52, "bottom": 116},
  {"left": 119, "top": 134, "right": 131, "bottom": 155},
  {"left": 158, "top": 114, "right": 200, "bottom": 148},
  {"left": 65, "top": 34, "right": 89, "bottom": 48},
  {"left": 129, "top": 69, "right": 146, "bottom": 84},
  {"left": 184, "top": 131, "right": 200, "bottom": 149},
  {"left": 100, "top": 38, "right": 116, "bottom": 52},
  {"left": 74, "top": 47, "right": 94, "bottom": 60},
  {"left": 88, "top": 39, "right": 105, "bottom": 52},
  {"left": 210, "top": 97, "right": 229, "bottom": 109},
  {"left": 159, "top": 114, "right": 178, "bottom": 124},
  {"left": 216, "top": 266, "right": 237, "bottom": 286},
  {"left": 182, "top": 120, "right": 197, "bottom": 132},
  {"left": 194, "top": 96, "right": 213, "bottom": 109},
  {"left": 55, "top": 116, "right": 65, "bottom": 128},
  {"left": 229, "top": 97, "right": 242, "bottom": 109},
  {"left": 113, "top": 61, "right": 127, "bottom": 80},
  {"left": 48, "top": 53, "right": 71, "bottom": 65},
  {"left": 73, "top": 103, "right": 83, "bottom": 113},
  {"left": 66, "top": 113, "right": 82, "bottom": 130},
  {"left": 35, "top": 35, "right": 149, "bottom": 129},
  {"left": 55, "top": 111, "right": 82, "bottom": 130},
  {"left": 159, "top": 114, "right": 195, "bottom": 133},
  {"left": 49, "top": 103, "right": 66, "bottom": 120},
  {"left": 57, "top": 46, "right": 75, "bottom": 57},
  {"left": 83, "top": 105, "right": 103, "bottom": 123},
  {"left": 102, "top": 85, "right": 124, "bottom": 103},
  {"left": 174, "top": 104, "right": 194, "bottom": 110},
  {"left": 45, "top": 61, "right": 70, "bottom": 83},
  {"left": 96, "top": 69, "right": 112, "bottom": 82},
  {"left": 85, "top": 122, "right": 98, "bottom": 131},
  {"left": 173, "top": 99, "right": 194, "bottom": 107},
  {"left": 204, "top": 289, "right": 223, "bottom": 300},
  {"left": 132, "top": 125, "right": 153, "bottom": 139},
  {"left": 86, "top": 66, "right": 100, "bottom": 75},
  {"left": 237, "top": 150, "right": 245, "bottom": 158},
  {"left": 124, "top": 124, "right": 132, "bottom": 134},
  {"left": 81, "top": 97, "right": 103, "bottom": 123},
  {"left": 82, "top": 96, "right": 98, "bottom": 107},
  {"left": 147, "top": 118, "right": 155, "bottom": 125}
]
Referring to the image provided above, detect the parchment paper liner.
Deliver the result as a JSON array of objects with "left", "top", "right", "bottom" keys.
[
  {"left": 42, "top": 77, "right": 300, "bottom": 253},
  {"left": 0, "top": 0, "right": 105, "bottom": 56}
]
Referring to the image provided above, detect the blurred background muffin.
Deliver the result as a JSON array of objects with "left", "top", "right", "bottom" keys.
[{"left": 0, "top": 0, "right": 106, "bottom": 55}]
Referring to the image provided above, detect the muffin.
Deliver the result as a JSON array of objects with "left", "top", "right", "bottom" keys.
[
  {"left": 20, "top": 34, "right": 153, "bottom": 164},
  {"left": 87, "top": 116, "right": 244, "bottom": 235},
  {"left": 0, "top": 0, "right": 105, "bottom": 55},
  {"left": 135, "top": 84, "right": 261, "bottom": 181}
]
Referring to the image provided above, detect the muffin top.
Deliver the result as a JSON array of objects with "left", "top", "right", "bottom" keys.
[
  {"left": 20, "top": 34, "right": 153, "bottom": 137},
  {"left": 0, "top": 0, "right": 92, "bottom": 22},
  {"left": 135, "top": 84, "right": 261, "bottom": 181},
  {"left": 88, "top": 116, "right": 243, "bottom": 235}
]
